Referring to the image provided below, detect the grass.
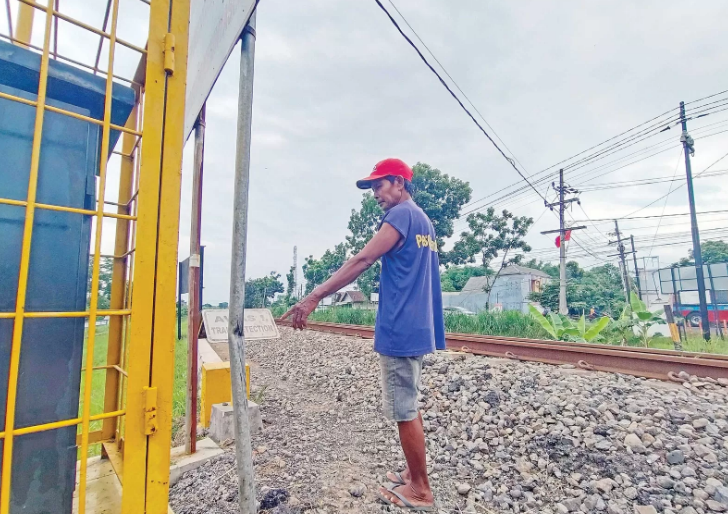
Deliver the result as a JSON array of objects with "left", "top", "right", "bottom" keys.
[
  {"left": 79, "top": 317, "right": 189, "bottom": 457},
  {"left": 274, "top": 305, "right": 728, "bottom": 353},
  {"left": 649, "top": 333, "right": 728, "bottom": 354},
  {"left": 272, "top": 305, "right": 551, "bottom": 340}
]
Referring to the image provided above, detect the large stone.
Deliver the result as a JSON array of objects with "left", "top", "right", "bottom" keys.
[
  {"left": 667, "top": 450, "right": 685, "bottom": 464},
  {"left": 657, "top": 476, "right": 676, "bottom": 489},
  {"left": 706, "top": 500, "right": 727, "bottom": 512},
  {"left": 457, "top": 483, "right": 472, "bottom": 496},
  {"left": 633, "top": 506, "right": 658, "bottom": 514},
  {"left": 715, "top": 486, "right": 728, "bottom": 505},
  {"left": 562, "top": 498, "right": 582, "bottom": 512},
  {"left": 597, "top": 478, "right": 616, "bottom": 493},
  {"left": 624, "top": 434, "right": 642, "bottom": 449}
]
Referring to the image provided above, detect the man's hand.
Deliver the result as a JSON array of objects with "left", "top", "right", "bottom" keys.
[
  {"left": 280, "top": 294, "right": 320, "bottom": 330},
  {"left": 280, "top": 223, "right": 402, "bottom": 330}
]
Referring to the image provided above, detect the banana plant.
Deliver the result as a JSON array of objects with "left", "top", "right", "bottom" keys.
[
  {"left": 528, "top": 305, "right": 610, "bottom": 343},
  {"left": 628, "top": 292, "right": 664, "bottom": 347}
]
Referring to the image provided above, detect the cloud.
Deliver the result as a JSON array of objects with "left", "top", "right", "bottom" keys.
[{"left": 21, "top": 0, "right": 727, "bottom": 303}]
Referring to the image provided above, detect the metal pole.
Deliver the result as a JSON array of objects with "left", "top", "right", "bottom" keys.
[
  {"left": 707, "top": 265, "right": 724, "bottom": 340},
  {"left": 630, "top": 235, "right": 642, "bottom": 300},
  {"left": 227, "top": 14, "right": 257, "bottom": 514},
  {"left": 679, "top": 101, "right": 711, "bottom": 341},
  {"left": 15, "top": 2, "right": 34, "bottom": 48},
  {"left": 177, "top": 266, "right": 182, "bottom": 340},
  {"left": 614, "top": 220, "right": 631, "bottom": 306},
  {"left": 558, "top": 169, "right": 567, "bottom": 315},
  {"left": 185, "top": 105, "right": 206, "bottom": 454}
]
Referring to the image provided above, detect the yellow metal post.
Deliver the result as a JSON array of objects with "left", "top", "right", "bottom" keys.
[
  {"left": 120, "top": 0, "right": 170, "bottom": 508},
  {"left": 145, "top": 0, "right": 191, "bottom": 509},
  {"left": 102, "top": 104, "right": 138, "bottom": 441},
  {"left": 15, "top": 2, "right": 34, "bottom": 47},
  {"left": 77, "top": 0, "right": 122, "bottom": 510},
  {"left": 0, "top": 3, "right": 54, "bottom": 513}
]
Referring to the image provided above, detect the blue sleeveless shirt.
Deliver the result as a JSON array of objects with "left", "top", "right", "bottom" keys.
[{"left": 375, "top": 200, "right": 446, "bottom": 356}]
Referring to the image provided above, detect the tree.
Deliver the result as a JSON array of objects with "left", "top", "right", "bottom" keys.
[
  {"left": 286, "top": 266, "right": 296, "bottom": 296},
  {"left": 692, "top": 240, "right": 728, "bottom": 264},
  {"left": 530, "top": 263, "right": 626, "bottom": 317},
  {"left": 410, "top": 162, "right": 472, "bottom": 250},
  {"left": 346, "top": 193, "right": 382, "bottom": 297},
  {"left": 673, "top": 240, "right": 728, "bottom": 266},
  {"left": 448, "top": 207, "right": 534, "bottom": 308},
  {"left": 566, "top": 261, "right": 584, "bottom": 280},
  {"left": 345, "top": 162, "right": 473, "bottom": 295},
  {"left": 302, "top": 243, "right": 348, "bottom": 294},
  {"left": 440, "top": 266, "right": 488, "bottom": 292},
  {"left": 522, "top": 258, "right": 559, "bottom": 279},
  {"left": 217, "top": 302, "right": 229, "bottom": 309},
  {"left": 87, "top": 257, "right": 114, "bottom": 310},
  {"left": 245, "top": 272, "right": 284, "bottom": 308}
]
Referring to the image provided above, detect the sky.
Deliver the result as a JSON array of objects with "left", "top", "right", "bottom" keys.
[{"left": 4, "top": 0, "right": 727, "bottom": 304}]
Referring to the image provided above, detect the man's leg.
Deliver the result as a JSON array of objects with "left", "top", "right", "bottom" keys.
[
  {"left": 387, "top": 411, "right": 423, "bottom": 483},
  {"left": 397, "top": 413, "right": 432, "bottom": 497},
  {"left": 379, "top": 356, "right": 433, "bottom": 508}
]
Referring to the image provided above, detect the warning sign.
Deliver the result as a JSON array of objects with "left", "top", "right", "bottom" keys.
[{"left": 201, "top": 309, "right": 280, "bottom": 343}]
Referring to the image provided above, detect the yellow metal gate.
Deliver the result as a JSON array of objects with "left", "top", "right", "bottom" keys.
[{"left": 0, "top": 0, "right": 190, "bottom": 512}]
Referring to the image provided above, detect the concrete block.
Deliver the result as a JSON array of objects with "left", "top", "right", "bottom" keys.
[
  {"left": 209, "top": 401, "right": 262, "bottom": 444},
  {"left": 200, "top": 362, "right": 251, "bottom": 427},
  {"left": 169, "top": 437, "right": 224, "bottom": 486}
]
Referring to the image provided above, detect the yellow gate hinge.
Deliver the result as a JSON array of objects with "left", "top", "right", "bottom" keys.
[
  {"left": 164, "top": 33, "right": 175, "bottom": 74},
  {"left": 143, "top": 386, "right": 158, "bottom": 435}
]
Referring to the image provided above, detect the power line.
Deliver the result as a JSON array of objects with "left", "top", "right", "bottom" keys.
[
  {"left": 619, "top": 149, "right": 728, "bottom": 219},
  {"left": 461, "top": 94, "right": 728, "bottom": 214},
  {"left": 647, "top": 148, "right": 683, "bottom": 258},
  {"left": 373, "top": 0, "right": 547, "bottom": 202},
  {"left": 572, "top": 208, "right": 728, "bottom": 223},
  {"left": 383, "top": 0, "right": 528, "bottom": 174}
]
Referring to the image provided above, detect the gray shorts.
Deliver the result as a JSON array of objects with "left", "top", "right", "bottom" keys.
[{"left": 379, "top": 354, "right": 423, "bottom": 422}]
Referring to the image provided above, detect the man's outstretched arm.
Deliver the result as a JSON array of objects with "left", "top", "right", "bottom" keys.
[{"left": 282, "top": 223, "right": 401, "bottom": 329}]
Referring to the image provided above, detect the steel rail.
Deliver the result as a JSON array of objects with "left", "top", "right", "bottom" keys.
[{"left": 276, "top": 320, "right": 728, "bottom": 382}]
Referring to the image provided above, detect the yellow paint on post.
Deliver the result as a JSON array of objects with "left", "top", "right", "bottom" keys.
[{"left": 200, "top": 362, "right": 251, "bottom": 427}]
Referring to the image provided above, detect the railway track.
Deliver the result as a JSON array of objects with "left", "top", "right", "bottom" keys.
[{"left": 276, "top": 320, "right": 728, "bottom": 382}]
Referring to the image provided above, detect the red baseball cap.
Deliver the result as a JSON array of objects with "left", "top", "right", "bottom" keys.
[{"left": 356, "top": 158, "right": 413, "bottom": 190}]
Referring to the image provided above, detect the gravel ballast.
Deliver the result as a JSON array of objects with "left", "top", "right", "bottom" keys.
[{"left": 170, "top": 327, "right": 728, "bottom": 514}]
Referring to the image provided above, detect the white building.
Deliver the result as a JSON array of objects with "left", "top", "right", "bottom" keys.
[{"left": 442, "top": 265, "right": 550, "bottom": 314}]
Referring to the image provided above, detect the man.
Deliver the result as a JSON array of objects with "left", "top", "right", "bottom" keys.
[{"left": 283, "top": 157, "right": 445, "bottom": 511}]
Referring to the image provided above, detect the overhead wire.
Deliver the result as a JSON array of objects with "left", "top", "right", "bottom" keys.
[
  {"left": 373, "top": 0, "right": 547, "bottom": 203},
  {"left": 374, "top": 3, "right": 728, "bottom": 267},
  {"left": 646, "top": 149, "right": 682, "bottom": 258},
  {"left": 619, "top": 148, "right": 728, "bottom": 219},
  {"left": 462, "top": 98, "right": 728, "bottom": 215}
]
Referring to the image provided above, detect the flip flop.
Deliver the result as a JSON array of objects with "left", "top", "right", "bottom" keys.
[
  {"left": 386, "top": 471, "right": 407, "bottom": 485},
  {"left": 377, "top": 484, "right": 435, "bottom": 512}
]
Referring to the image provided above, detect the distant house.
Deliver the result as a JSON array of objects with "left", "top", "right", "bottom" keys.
[
  {"left": 338, "top": 290, "right": 367, "bottom": 307},
  {"left": 320, "top": 283, "right": 371, "bottom": 309},
  {"left": 443, "top": 265, "right": 550, "bottom": 314}
]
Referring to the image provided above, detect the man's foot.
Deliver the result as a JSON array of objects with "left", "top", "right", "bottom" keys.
[
  {"left": 387, "top": 468, "right": 411, "bottom": 485},
  {"left": 378, "top": 484, "right": 434, "bottom": 511}
]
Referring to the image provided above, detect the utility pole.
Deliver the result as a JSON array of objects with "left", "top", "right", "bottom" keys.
[
  {"left": 227, "top": 14, "right": 257, "bottom": 514},
  {"left": 541, "top": 169, "right": 586, "bottom": 315},
  {"left": 679, "top": 100, "right": 710, "bottom": 341},
  {"left": 630, "top": 235, "right": 642, "bottom": 300},
  {"left": 610, "top": 220, "right": 632, "bottom": 306},
  {"left": 558, "top": 170, "right": 566, "bottom": 315},
  {"left": 293, "top": 246, "right": 298, "bottom": 299},
  {"left": 185, "top": 105, "right": 206, "bottom": 455}
]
